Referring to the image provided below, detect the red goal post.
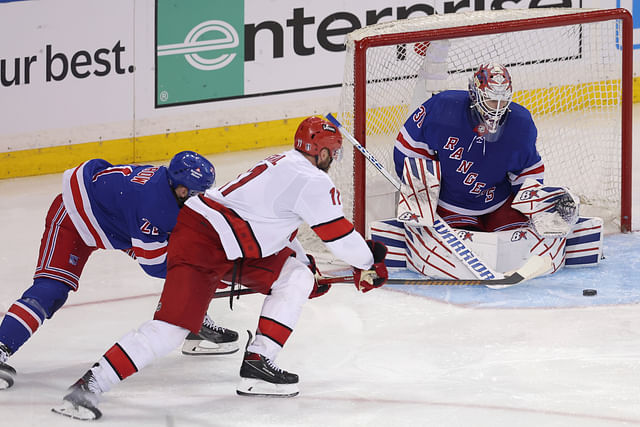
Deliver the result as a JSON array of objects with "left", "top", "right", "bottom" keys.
[{"left": 333, "top": 8, "right": 633, "bottom": 235}]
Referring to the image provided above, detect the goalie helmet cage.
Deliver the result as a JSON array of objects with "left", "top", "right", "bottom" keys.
[{"left": 332, "top": 7, "right": 633, "bottom": 237}]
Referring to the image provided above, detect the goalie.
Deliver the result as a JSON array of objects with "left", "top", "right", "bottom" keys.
[{"left": 382, "top": 62, "right": 603, "bottom": 281}]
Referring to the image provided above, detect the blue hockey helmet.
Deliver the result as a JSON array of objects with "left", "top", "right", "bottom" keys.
[{"left": 168, "top": 151, "right": 215, "bottom": 197}]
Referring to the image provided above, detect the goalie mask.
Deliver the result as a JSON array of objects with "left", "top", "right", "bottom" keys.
[
  {"left": 294, "top": 117, "right": 343, "bottom": 164},
  {"left": 468, "top": 63, "right": 513, "bottom": 135}
]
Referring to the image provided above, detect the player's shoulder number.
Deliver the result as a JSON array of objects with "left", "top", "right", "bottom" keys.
[
  {"left": 219, "top": 154, "right": 285, "bottom": 196},
  {"left": 219, "top": 153, "right": 342, "bottom": 206}
]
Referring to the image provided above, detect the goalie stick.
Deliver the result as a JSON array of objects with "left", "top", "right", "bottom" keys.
[
  {"left": 324, "top": 113, "right": 551, "bottom": 286},
  {"left": 324, "top": 115, "right": 436, "bottom": 228}
]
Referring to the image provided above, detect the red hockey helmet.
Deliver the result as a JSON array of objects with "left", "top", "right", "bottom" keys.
[{"left": 294, "top": 117, "right": 343, "bottom": 161}]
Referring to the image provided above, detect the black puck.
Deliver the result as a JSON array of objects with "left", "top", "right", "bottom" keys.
[{"left": 582, "top": 289, "right": 597, "bottom": 296}]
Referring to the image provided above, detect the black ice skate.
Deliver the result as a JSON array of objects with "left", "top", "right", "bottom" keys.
[
  {"left": 181, "top": 314, "right": 239, "bottom": 355},
  {"left": 236, "top": 331, "right": 299, "bottom": 397},
  {"left": 51, "top": 369, "right": 102, "bottom": 421},
  {"left": 0, "top": 343, "right": 16, "bottom": 390}
]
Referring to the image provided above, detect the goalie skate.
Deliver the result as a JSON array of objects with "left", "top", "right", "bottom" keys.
[
  {"left": 51, "top": 370, "right": 102, "bottom": 421},
  {"left": 181, "top": 316, "right": 239, "bottom": 355},
  {"left": 236, "top": 332, "right": 299, "bottom": 397}
]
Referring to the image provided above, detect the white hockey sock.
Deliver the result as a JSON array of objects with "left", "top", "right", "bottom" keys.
[
  {"left": 247, "top": 257, "right": 313, "bottom": 360},
  {"left": 90, "top": 320, "right": 189, "bottom": 393}
]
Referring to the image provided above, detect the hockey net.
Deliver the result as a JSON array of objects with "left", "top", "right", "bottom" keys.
[{"left": 319, "top": 7, "right": 632, "bottom": 255}]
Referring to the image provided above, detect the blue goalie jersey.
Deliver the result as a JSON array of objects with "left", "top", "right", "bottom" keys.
[
  {"left": 394, "top": 90, "right": 544, "bottom": 216},
  {"left": 61, "top": 159, "right": 180, "bottom": 278}
]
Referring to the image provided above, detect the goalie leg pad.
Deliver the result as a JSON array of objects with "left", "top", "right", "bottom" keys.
[
  {"left": 512, "top": 228, "right": 565, "bottom": 275},
  {"left": 404, "top": 224, "right": 560, "bottom": 280},
  {"left": 370, "top": 217, "right": 572, "bottom": 281},
  {"left": 369, "top": 219, "right": 407, "bottom": 269},
  {"left": 564, "top": 217, "right": 603, "bottom": 267},
  {"left": 404, "top": 224, "right": 486, "bottom": 280},
  {"left": 397, "top": 157, "right": 441, "bottom": 227}
]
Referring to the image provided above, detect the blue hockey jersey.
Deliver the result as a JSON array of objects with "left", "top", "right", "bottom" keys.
[
  {"left": 61, "top": 159, "right": 180, "bottom": 278},
  {"left": 394, "top": 90, "right": 544, "bottom": 216}
]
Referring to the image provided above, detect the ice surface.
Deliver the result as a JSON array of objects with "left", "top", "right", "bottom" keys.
[{"left": 0, "top": 108, "right": 639, "bottom": 426}]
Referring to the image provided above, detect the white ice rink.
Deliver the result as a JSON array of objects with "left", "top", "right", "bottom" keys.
[{"left": 1, "top": 114, "right": 639, "bottom": 426}]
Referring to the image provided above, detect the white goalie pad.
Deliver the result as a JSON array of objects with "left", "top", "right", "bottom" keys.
[
  {"left": 396, "top": 157, "right": 441, "bottom": 227},
  {"left": 512, "top": 178, "right": 579, "bottom": 238},
  {"left": 370, "top": 215, "right": 603, "bottom": 282},
  {"left": 370, "top": 221, "right": 575, "bottom": 281},
  {"left": 404, "top": 224, "right": 561, "bottom": 280},
  {"left": 369, "top": 219, "right": 409, "bottom": 269},
  {"left": 564, "top": 216, "right": 604, "bottom": 267}
]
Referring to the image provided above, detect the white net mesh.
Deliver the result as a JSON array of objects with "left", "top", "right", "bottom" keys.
[{"left": 331, "top": 8, "right": 625, "bottom": 242}]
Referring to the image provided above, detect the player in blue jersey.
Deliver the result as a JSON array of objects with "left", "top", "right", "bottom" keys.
[
  {"left": 0, "top": 151, "right": 238, "bottom": 390},
  {"left": 394, "top": 63, "right": 545, "bottom": 232}
]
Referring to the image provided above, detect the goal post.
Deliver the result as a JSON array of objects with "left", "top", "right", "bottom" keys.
[{"left": 332, "top": 8, "right": 633, "bottom": 236}]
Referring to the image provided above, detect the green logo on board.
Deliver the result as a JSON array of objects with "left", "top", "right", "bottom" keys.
[{"left": 156, "top": 0, "right": 244, "bottom": 106}]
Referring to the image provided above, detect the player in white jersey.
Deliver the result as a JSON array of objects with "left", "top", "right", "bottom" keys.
[{"left": 52, "top": 117, "right": 389, "bottom": 421}]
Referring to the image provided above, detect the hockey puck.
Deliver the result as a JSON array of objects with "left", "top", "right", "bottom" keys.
[{"left": 582, "top": 289, "right": 597, "bottom": 296}]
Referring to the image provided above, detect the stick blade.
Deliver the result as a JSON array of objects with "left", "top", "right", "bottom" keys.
[{"left": 486, "top": 255, "right": 552, "bottom": 289}]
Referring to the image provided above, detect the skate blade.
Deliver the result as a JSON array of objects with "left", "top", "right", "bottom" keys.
[
  {"left": 52, "top": 400, "right": 102, "bottom": 421},
  {"left": 181, "top": 339, "right": 239, "bottom": 355},
  {"left": 236, "top": 378, "right": 299, "bottom": 398},
  {"left": 0, "top": 367, "right": 16, "bottom": 390},
  {"left": 0, "top": 376, "right": 14, "bottom": 390}
]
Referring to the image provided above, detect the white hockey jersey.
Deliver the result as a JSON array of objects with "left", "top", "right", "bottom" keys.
[{"left": 185, "top": 150, "right": 374, "bottom": 270}]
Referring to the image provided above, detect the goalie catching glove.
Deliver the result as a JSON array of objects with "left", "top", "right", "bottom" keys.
[
  {"left": 512, "top": 178, "right": 579, "bottom": 238},
  {"left": 353, "top": 240, "right": 389, "bottom": 293},
  {"left": 306, "top": 254, "right": 331, "bottom": 299}
]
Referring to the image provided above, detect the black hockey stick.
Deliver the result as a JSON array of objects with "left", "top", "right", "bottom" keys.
[
  {"left": 212, "top": 288, "right": 259, "bottom": 299},
  {"left": 214, "top": 252, "right": 549, "bottom": 291},
  {"left": 218, "top": 274, "right": 535, "bottom": 288},
  {"left": 314, "top": 253, "right": 550, "bottom": 287}
]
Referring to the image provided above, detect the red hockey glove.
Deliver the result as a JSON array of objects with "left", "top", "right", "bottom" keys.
[
  {"left": 307, "top": 254, "right": 331, "bottom": 299},
  {"left": 353, "top": 240, "right": 389, "bottom": 293}
]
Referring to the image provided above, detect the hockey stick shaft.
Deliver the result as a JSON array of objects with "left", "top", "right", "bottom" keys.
[
  {"left": 212, "top": 251, "right": 550, "bottom": 290},
  {"left": 325, "top": 113, "right": 403, "bottom": 191},
  {"left": 315, "top": 271, "right": 526, "bottom": 287},
  {"left": 211, "top": 276, "right": 506, "bottom": 289},
  {"left": 212, "top": 288, "right": 259, "bottom": 299}
]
